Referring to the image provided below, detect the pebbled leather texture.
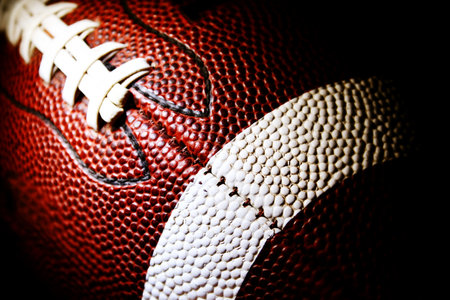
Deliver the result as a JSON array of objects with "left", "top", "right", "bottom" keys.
[{"left": 0, "top": 0, "right": 418, "bottom": 299}]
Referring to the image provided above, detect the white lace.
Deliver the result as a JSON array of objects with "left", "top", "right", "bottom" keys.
[{"left": 0, "top": 0, "right": 150, "bottom": 130}]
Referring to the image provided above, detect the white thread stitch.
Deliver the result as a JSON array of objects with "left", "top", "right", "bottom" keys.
[{"left": 1, "top": 0, "right": 150, "bottom": 130}]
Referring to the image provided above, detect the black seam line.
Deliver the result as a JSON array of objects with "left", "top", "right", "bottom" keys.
[
  {"left": 0, "top": 86, "right": 151, "bottom": 186},
  {"left": 120, "top": 0, "right": 212, "bottom": 118}
]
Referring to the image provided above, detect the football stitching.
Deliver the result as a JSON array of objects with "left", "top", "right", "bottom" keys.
[
  {"left": 207, "top": 167, "right": 282, "bottom": 232},
  {"left": 0, "top": 86, "right": 152, "bottom": 186},
  {"left": 210, "top": 170, "right": 282, "bottom": 231},
  {"left": 134, "top": 109, "right": 204, "bottom": 166},
  {"left": 120, "top": 0, "right": 213, "bottom": 118},
  {"left": 142, "top": 77, "right": 413, "bottom": 299},
  {"left": 1, "top": 0, "right": 151, "bottom": 129}
]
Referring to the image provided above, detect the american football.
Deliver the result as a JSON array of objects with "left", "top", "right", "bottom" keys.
[{"left": 0, "top": 0, "right": 431, "bottom": 299}]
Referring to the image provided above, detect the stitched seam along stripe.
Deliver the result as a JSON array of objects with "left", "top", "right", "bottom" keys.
[{"left": 142, "top": 77, "right": 412, "bottom": 300}]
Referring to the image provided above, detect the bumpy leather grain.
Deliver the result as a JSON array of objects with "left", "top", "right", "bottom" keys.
[
  {"left": 237, "top": 159, "right": 413, "bottom": 300},
  {"left": 0, "top": 0, "right": 412, "bottom": 299}
]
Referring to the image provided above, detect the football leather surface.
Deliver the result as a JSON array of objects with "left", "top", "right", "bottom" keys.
[{"left": 0, "top": 0, "right": 425, "bottom": 299}]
